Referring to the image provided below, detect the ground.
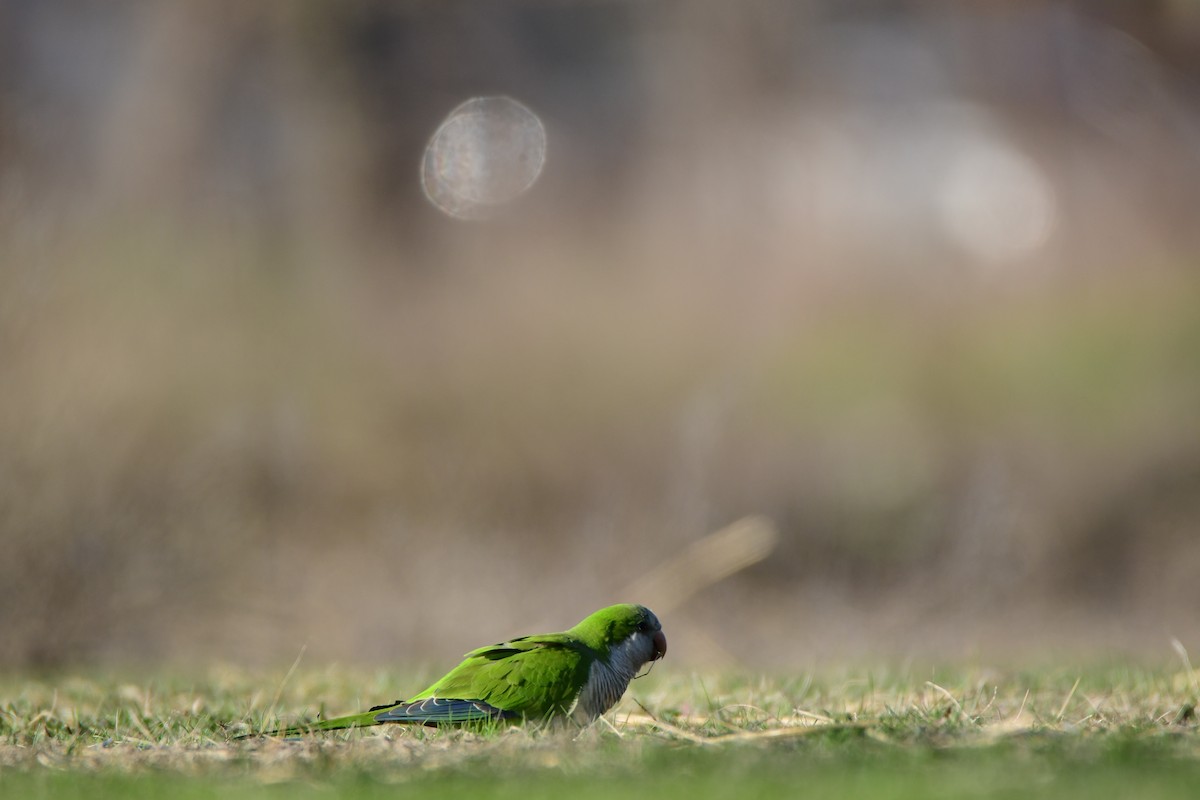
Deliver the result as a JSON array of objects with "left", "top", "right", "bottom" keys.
[{"left": 3, "top": 664, "right": 1199, "bottom": 798}]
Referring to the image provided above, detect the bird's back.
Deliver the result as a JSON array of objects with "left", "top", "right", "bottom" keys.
[{"left": 408, "top": 634, "right": 594, "bottom": 719}]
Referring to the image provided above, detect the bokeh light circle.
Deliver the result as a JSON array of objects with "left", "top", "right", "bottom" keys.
[
  {"left": 937, "top": 139, "right": 1057, "bottom": 266},
  {"left": 420, "top": 96, "right": 547, "bottom": 220}
]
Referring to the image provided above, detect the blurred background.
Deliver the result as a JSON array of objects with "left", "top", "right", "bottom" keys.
[{"left": 2, "top": 0, "right": 1199, "bottom": 670}]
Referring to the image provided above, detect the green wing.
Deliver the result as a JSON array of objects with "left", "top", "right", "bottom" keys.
[{"left": 409, "top": 634, "right": 592, "bottom": 719}]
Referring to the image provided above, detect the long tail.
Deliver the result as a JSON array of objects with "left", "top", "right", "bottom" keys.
[
  {"left": 235, "top": 709, "right": 385, "bottom": 739},
  {"left": 236, "top": 698, "right": 516, "bottom": 738}
]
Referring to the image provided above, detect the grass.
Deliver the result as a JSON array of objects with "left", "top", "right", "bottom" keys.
[{"left": 2, "top": 664, "right": 1200, "bottom": 798}]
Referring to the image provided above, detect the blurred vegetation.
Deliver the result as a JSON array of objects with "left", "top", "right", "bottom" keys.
[{"left": 1, "top": 0, "right": 1200, "bottom": 667}]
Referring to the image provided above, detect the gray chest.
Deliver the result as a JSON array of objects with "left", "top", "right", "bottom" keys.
[
  {"left": 572, "top": 661, "right": 631, "bottom": 722},
  {"left": 569, "top": 632, "right": 652, "bottom": 723}
]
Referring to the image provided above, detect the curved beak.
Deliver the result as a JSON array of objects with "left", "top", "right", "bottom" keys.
[{"left": 651, "top": 630, "right": 668, "bottom": 661}]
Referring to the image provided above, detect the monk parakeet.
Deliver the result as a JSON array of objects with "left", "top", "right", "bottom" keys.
[{"left": 244, "top": 603, "right": 666, "bottom": 736}]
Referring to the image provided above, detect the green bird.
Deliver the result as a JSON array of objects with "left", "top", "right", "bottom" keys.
[{"left": 243, "top": 603, "right": 666, "bottom": 736}]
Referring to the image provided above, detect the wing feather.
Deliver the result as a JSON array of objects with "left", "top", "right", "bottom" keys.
[{"left": 412, "top": 633, "right": 591, "bottom": 718}]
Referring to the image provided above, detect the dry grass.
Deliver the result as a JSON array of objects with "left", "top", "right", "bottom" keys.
[{"left": 3, "top": 663, "right": 1199, "bottom": 777}]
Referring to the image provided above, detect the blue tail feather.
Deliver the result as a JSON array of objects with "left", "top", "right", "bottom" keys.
[{"left": 372, "top": 697, "right": 518, "bottom": 724}]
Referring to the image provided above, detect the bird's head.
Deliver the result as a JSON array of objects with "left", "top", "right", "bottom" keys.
[{"left": 571, "top": 603, "right": 667, "bottom": 666}]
